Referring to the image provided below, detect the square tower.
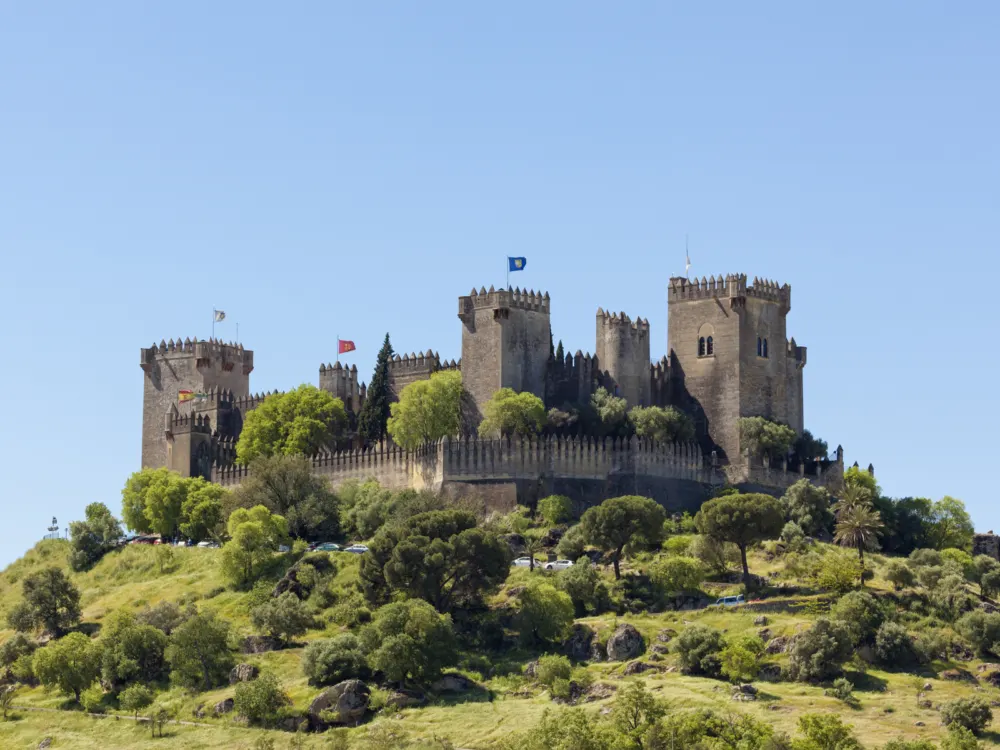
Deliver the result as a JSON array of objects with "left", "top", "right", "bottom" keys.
[
  {"left": 595, "top": 309, "right": 651, "bottom": 406},
  {"left": 139, "top": 338, "right": 253, "bottom": 470},
  {"left": 667, "top": 274, "right": 805, "bottom": 463},
  {"left": 458, "top": 286, "right": 551, "bottom": 419}
]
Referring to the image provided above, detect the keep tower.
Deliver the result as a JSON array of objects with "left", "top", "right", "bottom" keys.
[
  {"left": 667, "top": 274, "right": 806, "bottom": 463},
  {"left": 458, "top": 286, "right": 551, "bottom": 418},
  {"left": 139, "top": 338, "right": 254, "bottom": 472},
  {"left": 595, "top": 309, "right": 650, "bottom": 407}
]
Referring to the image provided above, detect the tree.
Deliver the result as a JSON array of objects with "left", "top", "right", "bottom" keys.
[
  {"left": 69, "top": 503, "right": 122, "bottom": 571},
  {"left": 792, "top": 430, "right": 829, "bottom": 464},
  {"left": 590, "top": 387, "right": 629, "bottom": 436},
  {"left": 515, "top": 582, "right": 574, "bottom": 646},
  {"left": 929, "top": 497, "right": 975, "bottom": 551},
  {"left": 781, "top": 480, "right": 834, "bottom": 537},
  {"left": 844, "top": 466, "right": 881, "bottom": 497},
  {"left": 165, "top": 611, "right": 234, "bottom": 691},
  {"left": 537, "top": 495, "right": 573, "bottom": 526},
  {"left": 628, "top": 406, "right": 694, "bottom": 443},
  {"left": 32, "top": 632, "right": 100, "bottom": 702},
  {"left": 6, "top": 602, "right": 36, "bottom": 633},
  {"left": 0, "top": 633, "right": 37, "bottom": 672},
  {"left": 119, "top": 684, "right": 153, "bottom": 719},
  {"left": 360, "top": 509, "right": 509, "bottom": 611},
  {"left": 612, "top": 681, "right": 666, "bottom": 747},
  {"left": 786, "top": 618, "right": 853, "bottom": 682},
  {"left": 736, "top": 417, "right": 795, "bottom": 462},
  {"left": 236, "top": 384, "right": 348, "bottom": 464},
  {"left": 302, "top": 634, "right": 369, "bottom": 686},
  {"left": 136, "top": 601, "right": 192, "bottom": 636},
  {"left": 649, "top": 557, "right": 705, "bottom": 595},
  {"left": 955, "top": 611, "right": 1000, "bottom": 657},
  {"left": 179, "top": 478, "right": 226, "bottom": 541},
  {"left": 556, "top": 524, "right": 587, "bottom": 562},
  {"left": 971, "top": 555, "right": 1000, "bottom": 596},
  {"left": 796, "top": 715, "right": 863, "bottom": 750},
  {"left": 830, "top": 590, "right": 885, "bottom": 646},
  {"left": 220, "top": 505, "right": 289, "bottom": 588},
  {"left": 884, "top": 560, "right": 916, "bottom": 591},
  {"left": 357, "top": 333, "right": 394, "bottom": 444},
  {"left": 387, "top": 370, "right": 463, "bottom": 450},
  {"left": 20, "top": 567, "right": 81, "bottom": 636},
  {"left": 99, "top": 609, "right": 168, "bottom": 690},
  {"left": 941, "top": 697, "right": 993, "bottom": 736},
  {"left": 834, "top": 503, "right": 884, "bottom": 585},
  {"left": 360, "top": 599, "right": 456, "bottom": 685},
  {"left": 557, "top": 559, "right": 609, "bottom": 616},
  {"left": 580, "top": 496, "right": 667, "bottom": 579},
  {"left": 695, "top": 493, "right": 784, "bottom": 585},
  {"left": 228, "top": 454, "right": 340, "bottom": 541},
  {"left": 478, "top": 388, "right": 546, "bottom": 438},
  {"left": 250, "top": 592, "right": 312, "bottom": 645},
  {"left": 674, "top": 625, "right": 725, "bottom": 677},
  {"left": 719, "top": 634, "right": 765, "bottom": 683},
  {"left": 234, "top": 672, "right": 289, "bottom": 725}
]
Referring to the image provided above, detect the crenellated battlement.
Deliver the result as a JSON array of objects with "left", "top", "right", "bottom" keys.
[
  {"left": 386, "top": 350, "right": 458, "bottom": 372},
  {"left": 167, "top": 411, "right": 212, "bottom": 435},
  {"left": 140, "top": 337, "right": 253, "bottom": 375},
  {"left": 459, "top": 285, "right": 551, "bottom": 318},
  {"left": 667, "top": 273, "right": 790, "bottom": 308},
  {"left": 596, "top": 308, "right": 650, "bottom": 335}
]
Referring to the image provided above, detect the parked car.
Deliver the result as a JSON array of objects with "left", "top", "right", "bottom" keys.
[
  {"left": 715, "top": 595, "right": 745, "bottom": 607},
  {"left": 196, "top": 540, "right": 220, "bottom": 548},
  {"left": 278, "top": 545, "right": 291, "bottom": 553},
  {"left": 544, "top": 559, "right": 574, "bottom": 571},
  {"left": 173, "top": 540, "right": 188, "bottom": 547},
  {"left": 512, "top": 556, "right": 535, "bottom": 568},
  {"left": 130, "top": 536, "right": 156, "bottom": 545},
  {"left": 315, "top": 542, "right": 340, "bottom": 552},
  {"left": 342, "top": 544, "right": 369, "bottom": 554}
]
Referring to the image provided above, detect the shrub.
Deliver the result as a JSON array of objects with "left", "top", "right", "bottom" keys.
[
  {"left": 940, "top": 696, "right": 993, "bottom": 735},
  {"left": 782, "top": 480, "right": 834, "bottom": 536},
  {"left": 815, "top": 551, "right": 862, "bottom": 595},
  {"left": 662, "top": 534, "right": 694, "bottom": 557},
  {"left": 982, "top": 568, "right": 1000, "bottom": 599},
  {"left": 80, "top": 685, "right": 106, "bottom": 713},
  {"left": 536, "top": 655, "right": 572, "bottom": 687},
  {"left": 830, "top": 590, "right": 885, "bottom": 646},
  {"left": 884, "top": 560, "right": 916, "bottom": 590},
  {"left": 786, "top": 618, "right": 853, "bottom": 682},
  {"left": 649, "top": 556, "right": 705, "bottom": 596},
  {"left": 875, "top": 622, "right": 921, "bottom": 667},
  {"left": 249, "top": 591, "right": 312, "bottom": 644},
  {"left": 930, "top": 575, "right": 974, "bottom": 622},
  {"left": 719, "top": 634, "right": 764, "bottom": 683},
  {"left": 556, "top": 560, "right": 609, "bottom": 616},
  {"left": 0, "top": 633, "right": 37, "bottom": 669},
  {"left": 955, "top": 611, "right": 1000, "bottom": 657},
  {"left": 780, "top": 522, "right": 806, "bottom": 551},
  {"left": 234, "top": 672, "right": 289, "bottom": 725},
  {"left": 360, "top": 599, "right": 457, "bottom": 684},
  {"left": 941, "top": 726, "right": 983, "bottom": 750},
  {"left": 689, "top": 535, "right": 739, "bottom": 575},
  {"left": 302, "top": 634, "right": 369, "bottom": 686},
  {"left": 825, "top": 677, "right": 854, "bottom": 702},
  {"left": 119, "top": 684, "right": 154, "bottom": 719},
  {"left": 796, "top": 714, "right": 862, "bottom": 750},
  {"left": 537, "top": 496, "right": 573, "bottom": 526},
  {"left": 909, "top": 548, "right": 943, "bottom": 568},
  {"left": 674, "top": 625, "right": 724, "bottom": 677},
  {"left": 515, "top": 583, "right": 574, "bottom": 646},
  {"left": 556, "top": 524, "right": 587, "bottom": 562}
]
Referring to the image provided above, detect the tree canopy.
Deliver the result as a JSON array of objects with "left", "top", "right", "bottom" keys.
[
  {"left": 69, "top": 502, "right": 122, "bottom": 571},
  {"left": 736, "top": 417, "right": 796, "bottom": 461},
  {"left": 357, "top": 333, "right": 394, "bottom": 445},
  {"left": 387, "top": 370, "right": 463, "bottom": 449},
  {"left": 589, "top": 387, "right": 629, "bottom": 437},
  {"left": 165, "top": 611, "right": 234, "bottom": 691},
  {"left": 360, "top": 599, "right": 457, "bottom": 685},
  {"left": 478, "top": 388, "right": 546, "bottom": 438},
  {"left": 580, "top": 495, "right": 666, "bottom": 579},
  {"left": 628, "top": 405, "right": 695, "bottom": 443},
  {"left": 122, "top": 468, "right": 227, "bottom": 541},
  {"left": 782, "top": 479, "right": 834, "bottom": 537},
  {"left": 32, "top": 632, "right": 100, "bottom": 702},
  {"left": 696, "top": 493, "right": 784, "bottom": 584},
  {"left": 220, "top": 505, "right": 289, "bottom": 588},
  {"left": 16, "top": 566, "right": 81, "bottom": 636},
  {"left": 236, "top": 384, "right": 348, "bottom": 464}
]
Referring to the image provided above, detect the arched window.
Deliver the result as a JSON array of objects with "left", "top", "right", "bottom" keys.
[
  {"left": 698, "top": 337, "right": 706, "bottom": 356},
  {"left": 763, "top": 338, "right": 768, "bottom": 358},
  {"left": 757, "top": 337, "right": 762, "bottom": 356},
  {"left": 697, "top": 323, "right": 715, "bottom": 358},
  {"left": 706, "top": 336, "right": 714, "bottom": 356}
]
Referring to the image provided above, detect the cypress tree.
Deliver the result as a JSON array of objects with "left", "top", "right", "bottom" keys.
[{"left": 358, "top": 333, "right": 394, "bottom": 444}]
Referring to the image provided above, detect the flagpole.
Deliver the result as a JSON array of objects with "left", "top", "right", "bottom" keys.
[
  {"left": 212, "top": 309, "right": 215, "bottom": 339},
  {"left": 506, "top": 258, "right": 509, "bottom": 290},
  {"left": 336, "top": 336, "right": 339, "bottom": 364}
]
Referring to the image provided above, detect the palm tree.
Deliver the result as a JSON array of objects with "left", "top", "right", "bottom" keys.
[
  {"left": 525, "top": 538, "right": 545, "bottom": 572},
  {"left": 834, "top": 503, "right": 884, "bottom": 586},
  {"left": 832, "top": 484, "right": 872, "bottom": 517}
]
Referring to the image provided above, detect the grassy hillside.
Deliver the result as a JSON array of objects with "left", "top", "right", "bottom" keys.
[{"left": 1, "top": 531, "right": 998, "bottom": 749}]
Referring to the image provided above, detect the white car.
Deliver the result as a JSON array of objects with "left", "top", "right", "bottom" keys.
[
  {"left": 544, "top": 559, "right": 574, "bottom": 571},
  {"left": 512, "top": 556, "right": 535, "bottom": 568},
  {"left": 343, "top": 544, "right": 369, "bottom": 554},
  {"left": 196, "top": 540, "right": 220, "bottom": 548}
]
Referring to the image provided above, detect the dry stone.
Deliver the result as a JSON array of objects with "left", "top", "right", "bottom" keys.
[
  {"left": 431, "top": 673, "right": 477, "bottom": 693},
  {"left": 308, "top": 680, "right": 370, "bottom": 726},
  {"left": 229, "top": 664, "right": 259, "bottom": 684},
  {"left": 606, "top": 623, "right": 644, "bottom": 661},
  {"left": 563, "top": 624, "right": 595, "bottom": 661},
  {"left": 214, "top": 698, "right": 234, "bottom": 715}
]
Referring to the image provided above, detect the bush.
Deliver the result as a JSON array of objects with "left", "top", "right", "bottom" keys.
[
  {"left": 249, "top": 591, "right": 312, "bottom": 644},
  {"left": 884, "top": 560, "right": 916, "bottom": 590},
  {"left": 796, "top": 714, "right": 862, "bottom": 750},
  {"left": 80, "top": 685, "right": 106, "bottom": 713},
  {"left": 119, "top": 684, "right": 154, "bottom": 719},
  {"left": 234, "top": 672, "right": 289, "bottom": 725},
  {"left": 360, "top": 599, "right": 457, "bottom": 684},
  {"left": 719, "top": 634, "right": 764, "bottom": 683},
  {"left": 536, "top": 655, "right": 572, "bottom": 687},
  {"left": 537, "top": 496, "right": 573, "bottom": 526},
  {"left": 556, "top": 560, "right": 609, "bottom": 616},
  {"left": 930, "top": 575, "right": 975, "bottom": 622},
  {"left": 136, "top": 601, "right": 191, "bottom": 635},
  {"left": 955, "top": 611, "right": 1000, "bottom": 657},
  {"left": 875, "top": 622, "right": 920, "bottom": 667},
  {"left": 815, "top": 551, "right": 862, "bottom": 594},
  {"left": 782, "top": 480, "right": 834, "bottom": 536},
  {"left": 0, "top": 633, "right": 37, "bottom": 669},
  {"left": 515, "top": 583, "right": 574, "bottom": 646},
  {"left": 649, "top": 556, "right": 705, "bottom": 596},
  {"left": 662, "top": 535, "right": 694, "bottom": 557},
  {"left": 165, "top": 612, "right": 234, "bottom": 691},
  {"left": 780, "top": 522, "right": 806, "bottom": 551},
  {"left": 674, "top": 625, "right": 724, "bottom": 677},
  {"left": 830, "top": 591, "right": 885, "bottom": 646},
  {"left": 909, "top": 548, "right": 943, "bottom": 568},
  {"left": 824, "top": 677, "right": 854, "bottom": 702},
  {"left": 556, "top": 524, "right": 587, "bottom": 562},
  {"left": 941, "top": 726, "right": 983, "bottom": 750},
  {"left": 689, "top": 535, "right": 739, "bottom": 575},
  {"left": 940, "top": 696, "right": 993, "bottom": 735},
  {"left": 786, "top": 618, "right": 853, "bottom": 682},
  {"left": 302, "top": 634, "right": 369, "bottom": 686}
]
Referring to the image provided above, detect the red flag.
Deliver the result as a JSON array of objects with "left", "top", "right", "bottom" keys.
[{"left": 338, "top": 340, "right": 356, "bottom": 354}]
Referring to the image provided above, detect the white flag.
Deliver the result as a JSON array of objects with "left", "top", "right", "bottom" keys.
[
  {"left": 214, "top": 310, "right": 226, "bottom": 322},
  {"left": 685, "top": 253, "right": 691, "bottom": 276}
]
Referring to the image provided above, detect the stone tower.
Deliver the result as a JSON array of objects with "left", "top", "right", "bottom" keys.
[
  {"left": 667, "top": 274, "right": 806, "bottom": 463},
  {"left": 458, "top": 286, "right": 551, "bottom": 418},
  {"left": 140, "top": 338, "right": 254, "bottom": 472},
  {"left": 595, "top": 309, "right": 651, "bottom": 406}
]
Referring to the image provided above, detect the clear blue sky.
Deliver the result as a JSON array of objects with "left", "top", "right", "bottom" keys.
[{"left": 1, "top": 3, "right": 998, "bottom": 566}]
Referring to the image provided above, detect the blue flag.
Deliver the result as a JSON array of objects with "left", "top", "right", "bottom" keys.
[{"left": 508, "top": 257, "right": 527, "bottom": 272}]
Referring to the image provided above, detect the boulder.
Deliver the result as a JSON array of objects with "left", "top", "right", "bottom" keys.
[
  {"left": 765, "top": 637, "right": 789, "bottom": 655},
  {"left": 192, "top": 703, "right": 206, "bottom": 719},
  {"left": 38, "top": 740, "right": 52, "bottom": 750},
  {"left": 982, "top": 670, "right": 1000, "bottom": 688},
  {"left": 431, "top": 673, "right": 477, "bottom": 693},
  {"left": 229, "top": 664, "right": 260, "bottom": 684},
  {"left": 214, "top": 698, "right": 235, "bottom": 715},
  {"left": 950, "top": 643, "right": 974, "bottom": 661},
  {"left": 651, "top": 644, "right": 669, "bottom": 655},
  {"left": 914, "top": 721, "right": 925, "bottom": 727},
  {"left": 655, "top": 629, "right": 677, "bottom": 643},
  {"left": 308, "top": 680, "right": 370, "bottom": 726},
  {"left": 731, "top": 684, "right": 758, "bottom": 702},
  {"left": 539, "top": 527, "right": 564, "bottom": 547},
  {"left": 648, "top": 653, "right": 663, "bottom": 662},
  {"left": 922, "top": 682, "right": 933, "bottom": 691},
  {"left": 563, "top": 624, "right": 595, "bottom": 662},
  {"left": 753, "top": 616, "right": 768, "bottom": 626},
  {"left": 759, "top": 664, "right": 782, "bottom": 682},
  {"left": 606, "top": 623, "right": 645, "bottom": 662},
  {"left": 590, "top": 640, "right": 607, "bottom": 662},
  {"left": 757, "top": 628, "right": 772, "bottom": 642},
  {"left": 241, "top": 635, "right": 281, "bottom": 654},
  {"left": 624, "top": 661, "right": 661, "bottom": 676},
  {"left": 856, "top": 644, "right": 875, "bottom": 663},
  {"left": 940, "top": 669, "right": 970, "bottom": 682},
  {"left": 584, "top": 682, "right": 616, "bottom": 701},
  {"left": 385, "top": 689, "right": 425, "bottom": 709},
  {"left": 524, "top": 661, "right": 539, "bottom": 678}
]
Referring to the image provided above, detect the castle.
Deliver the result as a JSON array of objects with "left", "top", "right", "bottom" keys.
[{"left": 140, "top": 274, "right": 842, "bottom": 511}]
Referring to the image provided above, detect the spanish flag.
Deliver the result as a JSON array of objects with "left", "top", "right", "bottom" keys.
[
  {"left": 178, "top": 390, "right": 194, "bottom": 402},
  {"left": 338, "top": 339, "right": 356, "bottom": 354}
]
